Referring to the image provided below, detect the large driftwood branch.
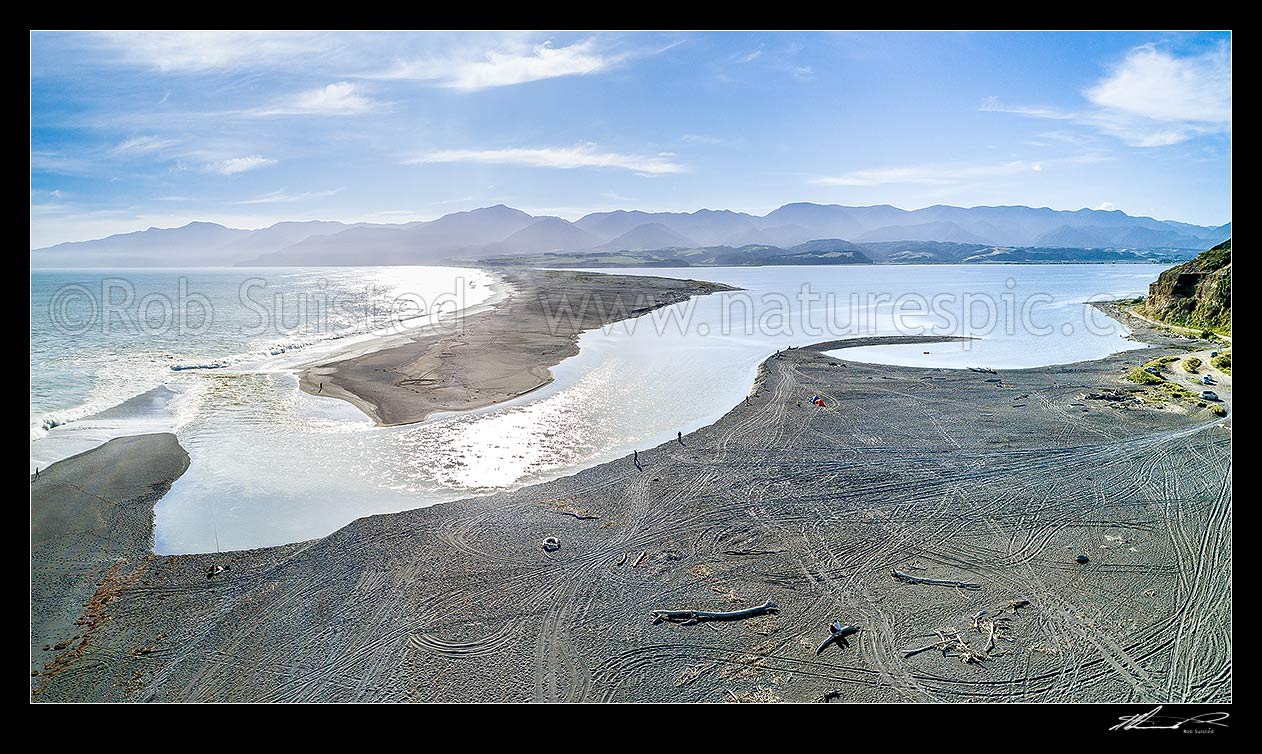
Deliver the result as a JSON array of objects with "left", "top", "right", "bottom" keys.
[
  {"left": 891, "top": 569, "right": 981, "bottom": 590},
  {"left": 815, "top": 622, "right": 860, "bottom": 655},
  {"left": 651, "top": 600, "right": 779, "bottom": 626}
]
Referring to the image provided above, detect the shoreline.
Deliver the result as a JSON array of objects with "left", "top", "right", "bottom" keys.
[
  {"left": 31, "top": 310, "right": 1230, "bottom": 700},
  {"left": 298, "top": 268, "right": 737, "bottom": 427},
  {"left": 31, "top": 433, "right": 190, "bottom": 695}
]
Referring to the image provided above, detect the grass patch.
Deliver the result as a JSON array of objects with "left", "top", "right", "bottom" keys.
[
  {"left": 1140, "top": 380, "right": 1217, "bottom": 413},
  {"left": 1154, "top": 382, "right": 1199, "bottom": 402},
  {"left": 1127, "top": 367, "right": 1164, "bottom": 385},
  {"left": 1211, "top": 350, "right": 1231, "bottom": 375},
  {"left": 1184, "top": 357, "right": 1203, "bottom": 373}
]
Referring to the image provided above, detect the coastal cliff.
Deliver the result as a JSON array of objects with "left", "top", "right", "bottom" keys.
[{"left": 1141, "top": 239, "right": 1232, "bottom": 334}]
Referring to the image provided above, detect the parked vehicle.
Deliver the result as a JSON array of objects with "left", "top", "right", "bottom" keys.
[
  {"left": 1202, "top": 375, "right": 1214, "bottom": 385},
  {"left": 1200, "top": 390, "right": 1220, "bottom": 401}
]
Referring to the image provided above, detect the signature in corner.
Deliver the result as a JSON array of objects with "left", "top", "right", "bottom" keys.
[{"left": 1111, "top": 706, "right": 1230, "bottom": 731}]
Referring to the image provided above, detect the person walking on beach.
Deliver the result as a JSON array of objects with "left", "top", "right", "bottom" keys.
[
  {"left": 318, "top": 382, "right": 324, "bottom": 394},
  {"left": 634, "top": 449, "right": 641, "bottom": 470},
  {"left": 677, "top": 431, "right": 684, "bottom": 446}
]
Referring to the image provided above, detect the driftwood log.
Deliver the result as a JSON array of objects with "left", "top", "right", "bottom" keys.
[
  {"left": 903, "top": 630, "right": 989, "bottom": 664},
  {"left": 651, "top": 600, "right": 779, "bottom": 626},
  {"left": 815, "top": 622, "right": 860, "bottom": 655},
  {"left": 891, "top": 569, "right": 981, "bottom": 590}
]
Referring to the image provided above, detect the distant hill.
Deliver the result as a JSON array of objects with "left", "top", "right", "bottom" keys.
[
  {"left": 31, "top": 222, "right": 253, "bottom": 266},
  {"left": 31, "top": 202, "right": 1231, "bottom": 268},
  {"left": 248, "top": 205, "right": 535, "bottom": 266},
  {"left": 485, "top": 217, "right": 602, "bottom": 254},
  {"left": 597, "top": 222, "right": 697, "bottom": 251},
  {"left": 481, "top": 242, "right": 874, "bottom": 268},
  {"left": 1140, "top": 239, "right": 1232, "bottom": 334},
  {"left": 856, "top": 221, "right": 990, "bottom": 245},
  {"left": 788, "top": 238, "right": 868, "bottom": 254}
]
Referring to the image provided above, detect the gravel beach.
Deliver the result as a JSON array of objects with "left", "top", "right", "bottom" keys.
[{"left": 30, "top": 275, "right": 1231, "bottom": 703}]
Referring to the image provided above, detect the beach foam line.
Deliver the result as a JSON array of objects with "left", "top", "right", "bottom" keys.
[{"left": 31, "top": 386, "right": 182, "bottom": 473}]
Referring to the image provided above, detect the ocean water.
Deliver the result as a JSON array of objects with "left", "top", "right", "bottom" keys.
[
  {"left": 30, "top": 267, "right": 495, "bottom": 464},
  {"left": 30, "top": 264, "right": 1156, "bottom": 553}
]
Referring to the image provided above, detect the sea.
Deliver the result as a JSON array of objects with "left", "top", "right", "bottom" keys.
[{"left": 30, "top": 263, "right": 1157, "bottom": 553}]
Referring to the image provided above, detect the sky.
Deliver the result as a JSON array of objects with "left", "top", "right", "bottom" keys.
[{"left": 30, "top": 31, "right": 1231, "bottom": 248}]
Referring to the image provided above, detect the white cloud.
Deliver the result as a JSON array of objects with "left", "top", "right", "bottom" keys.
[
  {"left": 110, "top": 135, "right": 180, "bottom": 156},
  {"left": 981, "top": 43, "right": 1230, "bottom": 147},
  {"left": 980, "top": 97, "right": 1074, "bottom": 120},
  {"left": 1094, "top": 202, "right": 1116, "bottom": 211},
  {"left": 253, "top": 82, "right": 381, "bottom": 116},
  {"left": 93, "top": 31, "right": 332, "bottom": 72},
  {"left": 206, "top": 155, "right": 277, "bottom": 175},
  {"left": 235, "top": 188, "right": 343, "bottom": 204},
  {"left": 813, "top": 160, "right": 1047, "bottom": 187},
  {"left": 407, "top": 143, "right": 685, "bottom": 175},
  {"left": 372, "top": 37, "right": 623, "bottom": 90},
  {"left": 1086, "top": 44, "right": 1230, "bottom": 124}
]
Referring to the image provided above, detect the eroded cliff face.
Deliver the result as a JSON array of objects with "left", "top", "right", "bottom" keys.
[{"left": 1143, "top": 239, "right": 1231, "bottom": 334}]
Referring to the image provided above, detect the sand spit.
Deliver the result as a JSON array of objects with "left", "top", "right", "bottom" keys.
[
  {"left": 30, "top": 434, "right": 189, "bottom": 696},
  {"left": 31, "top": 322, "right": 1230, "bottom": 701},
  {"left": 299, "top": 269, "right": 735, "bottom": 426}
]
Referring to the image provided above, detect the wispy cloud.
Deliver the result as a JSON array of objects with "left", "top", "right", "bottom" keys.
[
  {"left": 813, "top": 159, "right": 1049, "bottom": 187},
  {"left": 369, "top": 37, "right": 624, "bottom": 90},
  {"left": 235, "top": 188, "right": 343, "bottom": 204},
  {"left": 110, "top": 135, "right": 180, "bottom": 156},
  {"left": 92, "top": 31, "right": 334, "bottom": 72},
  {"left": 680, "top": 133, "right": 738, "bottom": 146},
  {"left": 31, "top": 150, "right": 96, "bottom": 175},
  {"left": 252, "top": 82, "right": 382, "bottom": 116},
  {"left": 982, "top": 43, "right": 1231, "bottom": 147},
  {"left": 205, "top": 155, "right": 277, "bottom": 175},
  {"left": 407, "top": 143, "right": 686, "bottom": 175},
  {"left": 980, "top": 99, "right": 1073, "bottom": 120}
]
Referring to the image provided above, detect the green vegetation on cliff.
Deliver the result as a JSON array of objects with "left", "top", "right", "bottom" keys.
[{"left": 1139, "top": 239, "right": 1232, "bottom": 334}]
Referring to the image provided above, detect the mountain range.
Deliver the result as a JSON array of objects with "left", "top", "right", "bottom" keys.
[{"left": 30, "top": 203, "right": 1232, "bottom": 268}]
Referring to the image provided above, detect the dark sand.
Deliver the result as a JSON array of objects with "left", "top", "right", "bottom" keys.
[
  {"left": 299, "top": 269, "right": 734, "bottom": 426},
  {"left": 31, "top": 310, "right": 1231, "bottom": 701},
  {"left": 30, "top": 434, "right": 188, "bottom": 696}
]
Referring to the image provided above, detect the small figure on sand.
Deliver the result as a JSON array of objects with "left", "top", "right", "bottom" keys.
[
  {"left": 633, "top": 450, "right": 642, "bottom": 471},
  {"left": 677, "top": 431, "right": 684, "bottom": 446},
  {"left": 206, "top": 564, "right": 231, "bottom": 580},
  {"left": 318, "top": 382, "right": 324, "bottom": 394}
]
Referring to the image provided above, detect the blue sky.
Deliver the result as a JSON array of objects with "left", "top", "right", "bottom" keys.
[{"left": 30, "top": 31, "right": 1231, "bottom": 248}]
